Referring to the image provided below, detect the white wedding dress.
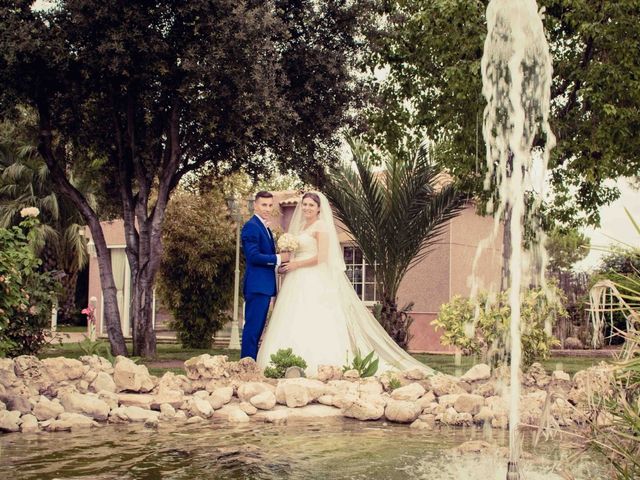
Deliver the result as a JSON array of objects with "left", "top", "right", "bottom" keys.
[{"left": 256, "top": 194, "right": 434, "bottom": 377}]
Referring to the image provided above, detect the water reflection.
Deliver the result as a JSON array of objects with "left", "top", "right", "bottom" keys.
[{"left": 0, "top": 420, "right": 605, "bottom": 479}]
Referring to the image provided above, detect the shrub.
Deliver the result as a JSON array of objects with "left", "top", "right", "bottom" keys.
[
  {"left": 432, "top": 287, "right": 565, "bottom": 368},
  {"left": 157, "top": 189, "right": 236, "bottom": 349},
  {"left": 0, "top": 215, "right": 59, "bottom": 357},
  {"left": 342, "top": 349, "right": 379, "bottom": 378},
  {"left": 263, "top": 348, "right": 308, "bottom": 378}
]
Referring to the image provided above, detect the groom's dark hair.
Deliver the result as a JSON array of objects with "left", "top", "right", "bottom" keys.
[{"left": 254, "top": 191, "right": 273, "bottom": 201}]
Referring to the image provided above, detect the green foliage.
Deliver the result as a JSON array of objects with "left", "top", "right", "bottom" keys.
[
  {"left": 324, "top": 137, "right": 465, "bottom": 348},
  {"left": 364, "top": 0, "right": 640, "bottom": 227},
  {"left": 0, "top": 216, "right": 59, "bottom": 357},
  {"left": 157, "top": 189, "right": 235, "bottom": 349},
  {"left": 546, "top": 227, "right": 591, "bottom": 273},
  {"left": 432, "top": 288, "right": 565, "bottom": 367},
  {"left": 387, "top": 376, "right": 402, "bottom": 391},
  {"left": 76, "top": 337, "right": 114, "bottom": 364},
  {"left": 343, "top": 349, "right": 379, "bottom": 378},
  {"left": 263, "top": 348, "right": 308, "bottom": 379}
]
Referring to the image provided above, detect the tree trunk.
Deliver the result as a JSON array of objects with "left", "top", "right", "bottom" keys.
[
  {"left": 58, "top": 269, "right": 78, "bottom": 324},
  {"left": 380, "top": 294, "right": 412, "bottom": 350},
  {"left": 131, "top": 274, "right": 157, "bottom": 358}
]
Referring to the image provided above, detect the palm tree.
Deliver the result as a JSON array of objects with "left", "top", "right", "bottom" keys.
[
  {"left": 0, "top": 109, "right": 96, "bottom": 323},
  {"left": 324, "top": 137, "right": 466, "bottom": 349}
]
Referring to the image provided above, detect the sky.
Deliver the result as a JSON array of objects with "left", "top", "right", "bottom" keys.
[{"left": 575, "top": 179, "right": 640, "bottom": 272}]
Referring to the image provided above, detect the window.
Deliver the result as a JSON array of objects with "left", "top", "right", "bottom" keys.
[{"left": 343, "top": 245, "right": 377, "bottom": 303}]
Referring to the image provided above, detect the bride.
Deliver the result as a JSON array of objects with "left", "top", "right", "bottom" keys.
[{"left": 256, "top": 191, "right": 434, "bottom": 376}]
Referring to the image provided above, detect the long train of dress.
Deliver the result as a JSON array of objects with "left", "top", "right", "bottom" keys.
[{"left": 256, "top": 227, "right": 434, "bottom": 377}]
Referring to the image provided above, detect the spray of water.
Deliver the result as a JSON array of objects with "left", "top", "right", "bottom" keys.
[{"left": 478, "top": 0, "right": 556, "bottom": 475}]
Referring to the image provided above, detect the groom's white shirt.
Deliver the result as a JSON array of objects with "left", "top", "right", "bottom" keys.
[{"left": 255, "top": 214, "right": 281, "bottom": 267}]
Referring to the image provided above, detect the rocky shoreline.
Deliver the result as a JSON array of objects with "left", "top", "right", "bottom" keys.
[{"left": 0, "top": 354, "right": 612, "bottom": 434}]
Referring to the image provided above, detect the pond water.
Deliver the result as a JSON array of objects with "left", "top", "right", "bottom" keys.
[{"left": 0, "top": 420, "right": 607, "bottom": 480}]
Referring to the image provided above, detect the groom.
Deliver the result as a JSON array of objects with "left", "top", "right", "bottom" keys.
[{"left": 240, "top": 191, "right": 290, "bottom": 360}]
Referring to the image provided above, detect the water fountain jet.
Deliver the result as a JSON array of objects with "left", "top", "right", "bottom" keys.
[{"left": 480, "top": 0, "right": 556, "bottom": 478}]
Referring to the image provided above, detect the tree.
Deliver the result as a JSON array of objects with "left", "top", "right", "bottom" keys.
[
  {"left": 157, "top": 189, "right": 235, "bottom": 349},
  {"left": 0, "top": 107, "right": 97, "bottom": 323},
  {"left": 545, "top": 227, "right": 590, "bottom": 274},
  {"left": 0, "top": 0, "right": 369, "bottom": 357},
  {"left": 363, "top": 0, "right": 640, "bottom": 228},
  {"left": 324, "top": 137, "right": 465, "bottom": 348}
]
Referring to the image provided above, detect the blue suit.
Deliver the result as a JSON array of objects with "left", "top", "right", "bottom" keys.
[{"left": 240, "top": 215, "right": 278, "bottom": 359}]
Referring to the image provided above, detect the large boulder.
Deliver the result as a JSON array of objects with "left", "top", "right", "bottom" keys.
[
  {"left": 20, "top": 414, "right": 39, "bottom": 433},
  {"left": 316, "top": 365, "right": 343, "bottom": 382},
  {"left": 390, "top": 383, "right": 425, "bottom": 402},
  {"left": 0, "top": 359, "right": 18, "bottom": 389},
  {"left": 46, "top": 412, "right": 98, "bottom": 431},
  {"left": 110, "top": 406, "right": 160, "bottom": 423},
  {"left": 184, "top": 354, "right": 228, "bottom": 380},
  {"left": 357, "top": 378, "right": 384, "bottom": 396},
  {"left": 208, "top": 387, "right": 234, "bottom": 409},
  {"left": 440, "top": 407, "right": 473, "bottom": 426},
  {"left": 342, "top": 398, "right": 385, "bottom": 421},
  {"left": 428, "top": 374, "right": 465, "bottom": 396},
  {"left": 276, "top": 383, "right": 311, "bottom": 408},
  {"left": 0, "top": 393, "right": 32, "bottom": 414},
  {"left": 453, "top": 394, "right": 485, "bottom": 415},
  {"left": 384, "top": 399, "right": 421, "bottom": 423},
  {"left": 461, "top": 364, "right": 491, "bottom": 382},
  {"left": 79, "top": 355, "right": 114, "bottom": 374},
  {"left": 90, "top": 372, "right": 117, "bottom": 394},
  {"left": 569, "top": 363, "right": 615, "bottom": 407},
  {"left": 59, "top": 392, "right": 110, "bottom": 421},
  {"left": 0, "top": 410, "right": 21, "bottom": 432},
  {"left": 41, "top": 357, "right": 86, "bottom": 382},
  {"left": 237, "top": 382, "right": 274, "bottom": 402},
  {"left": 117, "top": 393, "right": 154, "bottom": 409},
  {"left": 250, "top": 391, "right": 277, "bottom": 410},
  {"left": 113, "top": 357, "right": 155, "bottom": 393},
  {"left": 33, "top": 396, "right": 65, "bottom": 421},
  {"left": 188, "top": 398, "right": 214, "bottom": 418}
]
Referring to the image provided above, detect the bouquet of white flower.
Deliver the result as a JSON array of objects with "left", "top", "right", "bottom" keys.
[{"left": 277, "top": 233, "right": 299, "bottom": 253}]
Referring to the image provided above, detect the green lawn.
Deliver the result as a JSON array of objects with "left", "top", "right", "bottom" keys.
[
  {"left": 40, "top": 342, "right": 606, "bottom": 377},
  {"left": 56, "top": 325, "right": 88, "bottom": 333}
]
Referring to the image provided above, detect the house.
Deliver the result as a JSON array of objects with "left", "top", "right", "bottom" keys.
[{"left": 85, "top": 191, "right": 502, "bottom": 352}]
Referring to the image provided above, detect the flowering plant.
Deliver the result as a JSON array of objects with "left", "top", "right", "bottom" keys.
[{"left": 277, "top": 233, "right": 299, "bottom": 253}]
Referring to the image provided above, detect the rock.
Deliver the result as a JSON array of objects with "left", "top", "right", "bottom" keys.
[
  {"left": 391, "top": 383, "right": 426, "bottom": 402},
  {"left": 455, "top": 440, "right": 495, "bottom": 454},
  {"left": 461, "top": 364, "right": 491, "bottom": 382},
  {"left": 453, "top": 394, "right": 485, "bottom": 415},
  {"left": 239, "top": 402, "right": 257, "bottom": 415},
  {"left": 316, "top": 365, "right": 343, "bottom": 382},
  {"left": 474, "top": 406, "right": 494, "bottom": 424},
  {"left": 224, "top": 357, "right": 263, "bottom": 382},
  {"left": 159, "top": 403, "right": 176, "bottom": 421},
  {"left": 410, "top": 419, "right": 434, "bottom": 430},
  {"left": 0, "top": 400, "right": 5, "bottom": 411},
  {"left": 284, "top": 366, "right": 305, "bottom": 378},
  {"left": 48, "top": 412, "right": 98, "bottom": 431},
  {"left": 186, "top": 415, "right": 205, "bottom": 424},
  {"left": 213, "top": 405, "right": 250, "bottom": 423},
  {"left": 277, "top": 383, "right": 311, "bottom": 408},
  {"left": 284, "top": 404, "right": 343, "bottom": 420},
  {"left": 0, "top": 393, "right": 32, "bottom": 414},
  {"left": 0, "top": 410, "right": 21, "bottom": 432},
  {"left": 209, "top": 387, "right": 234, "bottom": 409},
  {"left": 184, "top": 354, "right": 228, "bottom": 380},
  {"left": 357, "top": 379, "right": 384, "bottom": 396},
  {"left": 332, "top": 393, "right": 358, "bottom": 410},
  {"left": 569, "top": 363, "right": 614, "bottom": 406},
  {"left": 259, "top": 409, "right": 288, "bottom": 425},
  {"left": 523, "top": 362, "right": 550, "bottom": 388},
  {"left": 0, "top": 359, "right": 18, "bottom": 388},
  {"left": 110, "top": 406, "right": 159, "bottom": 423},
  {"left": 485, "top": 395, "right": 509, "bottom": 417},
  {"left": 237, "top": 382, "right": 274, "bottom": 402},
  {"left": 326, "top": 380, "right": 358, "bottom": 396},
  {"left": 117, "top": 393, "right": 154, "bottom": 409},
  {"left": 97, "top": 391, "right": 119, "bottom": 410},
  {"left": 416, "top": 391, "right": 436, "bottom": 410},
  {"left": 151, "top": 388, "right": 184, "bottom": 410},
  {"left": 384, "top": 400, "right": 421, "bottom": 423},
  {"left": 90, "top": 372, "right": 117, "bottom": 394},
  {"left": 193, "top": 390, "right": 210, "bottom": 399},
  {"left": 59, "top": 392, "right": 110, "bottom": 421},
  {"left": 41, "top": 357, "right": 86, "bottom": 382},
  {"left": 404, "top": 368, "right": 427, "bottom": 381},
  {"left": 250, "top": 391, "right": 277, "bottom": 410},
  {"left": 428, "top": 374, "right": 465, "bottom": 396},
  {"left": 437, "top": 394, "right": 461, "bottom": 409},
  {"left": 471, "top": 381, "right": 496, "bottom": 398},
  {"left": 33, "top": 396, "right": 65, "bottom": 421},
  {"left": 189, "top": 398, "right": 214, "bottom": 418},
  {"left": 281, "top": 378, "right": 327, "bottom": 400},
  {"left": 20, "top": 413, "right": 39, "bottom": 433},
  {"left": 317, "top": 395, "right": 334, "bottom": 406},
  {"left": 113, "top": 357, "right": 155, "bottom": 393},
  {"left": 342, "top": 398, "right": 384, "bottom": 421},
  {"left": 79, "top": 355, "right": 114, "bottom": 374},
  {"left": 157, "top": 371, "right": 190, "bottom": 394},
  {"left": 563, "top": 337, "right": 583, "bottom": 350},
  {"left": 441, "top": 407, "right": 473, "bottom": 426},
  {"left": 342, "top": 369, "right": 360, "bottom": 380}
]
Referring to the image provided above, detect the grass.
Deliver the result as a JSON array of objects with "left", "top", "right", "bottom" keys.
[
  {"left": 56, "top": 325, "right": 88, "bottom": 333},
  {"left": 39, "top": 341, "right": 606, "bottom": 377}
]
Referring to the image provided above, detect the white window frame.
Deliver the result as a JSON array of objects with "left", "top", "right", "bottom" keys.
[{"left": 342, "top": 243, "right": 378, "bottom": 306}]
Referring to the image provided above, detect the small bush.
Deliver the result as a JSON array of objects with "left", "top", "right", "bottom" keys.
[
  {"left": 432, "top": 287, "right": 564, "bottom": 368},
  {"left": 263, "top": 348, "right": 308, "bottom": 378}
]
